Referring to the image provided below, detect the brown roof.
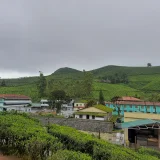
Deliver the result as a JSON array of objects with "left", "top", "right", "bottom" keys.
[
  {"left": 0, "top": 94, "right": 31, "bottom": 100},
  {"left": 114, "top": 101, "right": 160, "bottom": 106},
  {"left": 117, "top": 96, "right": 142, "bottom": 102}
]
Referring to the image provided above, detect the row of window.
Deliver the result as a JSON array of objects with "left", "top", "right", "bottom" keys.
[{"left": 79, "top": 115, "right": 95, "bottom": 119}]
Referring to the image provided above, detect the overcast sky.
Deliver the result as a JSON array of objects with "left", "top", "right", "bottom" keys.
[{"left": 0, "top": 0, "right": 160, "bottom": 78}]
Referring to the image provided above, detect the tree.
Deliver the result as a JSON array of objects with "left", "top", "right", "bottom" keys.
[
  {"left": 86, "top": 99, "right": 96, "bottom": 108},
  {"left": 49, "top": 90, "right": 67, "bottom": 113},
  {"left": 37, "top": 71, "right": 46, "bottom": 98},
  {"left": 82, "top": 71, "right": 93, "bottom": 97},
  {"left": 50, "top": 90, "right": 66, "bottom": 101},
  {"left": 99, "top": 90, "right": 105, "bottom": 105},
  {"left": 147, "top": 63, "right": 152, "bottom": 67},
  {"left": 1, "top": 80, "right": 6, "bottom": 87},
  {"left": 111, "top": 96, "right": 121, "bottom": 116}
]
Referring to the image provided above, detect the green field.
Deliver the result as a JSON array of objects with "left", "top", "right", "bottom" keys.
[
  {"left": 1, "top": 113, "right": 160, "bottom": 160},
  {"left": 0, "top": 65, "right": 160, "bottom": 101}
]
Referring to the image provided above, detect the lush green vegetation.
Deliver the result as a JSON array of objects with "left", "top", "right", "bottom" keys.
[
  {"left": 47, "top": 150, "right": 92, "bottom": 160},
  {"left": 94, "top": 104, "right": 113, "bottom": 112},
  {"left": 1, "top": 113, "right": 160, "bottom": 160},
  {"left": 48, "top": 124, "right": 159, "bottom": 160},
  {"left": 1, "top": 65, "right": 160, "bottom": 101},
  {"left": 0, "top": 112, "right": 62, "bottom": 160}
]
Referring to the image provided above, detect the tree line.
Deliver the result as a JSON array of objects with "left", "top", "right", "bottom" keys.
[{"left": 99, "top": 72, "right": 129, "bottom": 84}]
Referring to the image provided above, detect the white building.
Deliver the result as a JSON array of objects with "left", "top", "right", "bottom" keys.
[
  {"left": 0, "top": 94, "right": 32, "bottom": 113},
  {"left": 41, "top": 99, "right": 49, "bottom": 107},
  {"left": 61, "top": 100, "right": 75, "bottom": 117},
  {"left": 31, "top": 99, "right": 50, "bottom": 113},
  {"left": 74, "top": 102, "right": 86, "bottom": 111},
  {"left": 75, "top": 105, "right": 113, "bottom": 121}
]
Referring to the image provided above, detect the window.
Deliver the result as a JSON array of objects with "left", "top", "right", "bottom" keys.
[
  {"left": 79, "top": 115, "right": 83, "bottom": 118},
  {"left": 76, "top": 104, "right": 78, "bottom": 106},
  {"left": 86, "top": 115, "right": 89, "bottom": 119},
  {"left": 92, "top": 115, "right": 95, "bottom": 119}
]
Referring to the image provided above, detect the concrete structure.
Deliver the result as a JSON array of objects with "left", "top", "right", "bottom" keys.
[
  {"left": 124, "top": 112, "right": 160, "bottom": 122},
  {"left": 41, "top": 99, "right": 49, "bottom": 107},
  {"left": 122, "top": 112, "right": 160, "bottom": 149},
  {"left": 74, "top": 102, "right": 86, "bottom": 111},
  {"left": 122, "top": 119, "right": 160, "bottom": 149},
  {"left": 0, "top": 94, "right": 32, "bottom": 112},
  {"left": 106, "top": 96, "right": 160, "bottom": 116},
  {"left": 75, "top": 105, "right": 112, "bottom": 121},
  {"left": 61, "top": 100, "right": 74, "bottom": 117},
  {"left": 31, "top": 99, "right": 50, "bottom": 113},
  {"left": 38, "top": 117, "right": 113, "bottom": 133}
]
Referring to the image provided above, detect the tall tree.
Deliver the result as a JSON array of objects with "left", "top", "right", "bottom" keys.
[
  {"left": 1, "top": 80, "right": 6, "bottom": 87},
  {"left": 99, "top": 90, "right": 105, "bottom": 105},
  {"left": 147, "top": 63, "right": 152, "bottom": 67},
  {"left": 82, "top": 71, "right": 93, "bottom": 97},
  {"left": 50, "top": 90, "right": 66, "bottom": 100},
  {"left": 37, "top": 71, "right": 46, "bottom": 98}
]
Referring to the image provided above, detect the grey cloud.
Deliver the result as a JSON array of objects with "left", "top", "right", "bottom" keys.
[{"left": 0, "top": 0, "right": 160, "bottom": 77}]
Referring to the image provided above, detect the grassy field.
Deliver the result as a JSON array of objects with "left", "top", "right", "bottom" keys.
[
  {"left": 0, "top": 65, "right": 160, "bottom": 101},
  {"left": 92, "top": 82, "right": 144, "bottom": 100}
]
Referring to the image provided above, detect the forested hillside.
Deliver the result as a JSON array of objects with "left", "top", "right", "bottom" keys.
[{"left": 0, "top": 65, "right": 160, "bottom": 101}]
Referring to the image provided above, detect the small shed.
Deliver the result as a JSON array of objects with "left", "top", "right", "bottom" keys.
[{"left": 122, "top": 119, "right": 160, "bottom": 149}]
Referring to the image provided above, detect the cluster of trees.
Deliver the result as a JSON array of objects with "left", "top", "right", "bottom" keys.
[
  {"left": 0, "top": 80, "right": 6, "bottom": 86},
  {"left": 100, "top": 72, "right": 129, "bottom": 84},
  {"left": 37, "top": 70, "right": 93, "bottom": 99},
  {"left": 37, "top": 71, "right": 94, "bottom": 111}
]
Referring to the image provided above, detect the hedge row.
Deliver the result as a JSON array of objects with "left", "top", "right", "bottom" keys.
[
  {"left": 48, "top": 124, "right": 159, "bottom": 160},
  {"left": 48, "top": 150, "right": 92, "bottom": 160},
  {"left": 0, "top": 112, "right": 62, "bottom": 160}
]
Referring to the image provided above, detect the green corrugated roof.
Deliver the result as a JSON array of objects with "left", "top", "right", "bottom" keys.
[{"left": 121, "top": 119, "right": 160, "bottom": 129}]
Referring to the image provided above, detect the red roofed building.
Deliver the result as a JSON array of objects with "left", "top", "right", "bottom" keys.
[
  {"left": 106, "top": 96, "right": 160, "bottom": 116},
  {"left": 0, "top": 94, "right": 32, "bottom": 112}
]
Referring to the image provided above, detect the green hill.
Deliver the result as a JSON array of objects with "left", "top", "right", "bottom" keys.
[
  {"left": 91, "top": 65, "right": 160, "bottom": 77},
  {"left": 0, "top": 65, "right": 160, "bottom": 101},
  {"left": 53, "top": 67, "right": 82, "bottom": 75}
]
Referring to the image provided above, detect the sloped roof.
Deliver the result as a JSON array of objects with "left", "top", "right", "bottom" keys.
[
  {"left": 0, "top": 94, "right": 31, "bottom": 100},
  {"left": 115, "top": 101, "right": 160, "bottom": 106},
  {"left": 121, "top": 119, "right": 160, "bottom": 129},
  {"left": 94, "top": 104, "right": 113, "bottom": 112},
  {"left": 75, "top": 105, "right": 113, "bottom": 114},
  {"left": 118, "top": 97, "right": 142, "bottom": 102}
]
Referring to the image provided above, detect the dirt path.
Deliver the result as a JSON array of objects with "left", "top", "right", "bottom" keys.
[{"left": 0, "top": 154, "right": 21, "bottom": 160}]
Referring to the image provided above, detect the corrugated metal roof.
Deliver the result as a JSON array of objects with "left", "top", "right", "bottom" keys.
[
  {"left": 118, "top": 97, "right": 142, "bottom": 102},
  {"left": 121, "top": 119, "right": 160, "bottom": 128},
  {"left": 106, "top": 101, "right": 160, "bottom": 106},
  {"left": 0, "top": 94, "right": 30, "bottom": 100}
]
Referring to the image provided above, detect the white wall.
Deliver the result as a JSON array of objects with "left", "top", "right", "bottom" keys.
[
  {"left": 6, "top": 106, "right": 31, "bottom": 112},
  {"left": 75, "top": 114, "right": 104, "bottom": 121},
  {"left": 74, "top": 103, "right": 85, "bottom": 107},
  {"left": 75, "top": 115, "right": 86, "bottom": 119},
  {"left": 4, "top": 100, "right": 32, "bottom": 105},
  {"left": 95, "top": 117, "right": 105, "bottom": 121}
]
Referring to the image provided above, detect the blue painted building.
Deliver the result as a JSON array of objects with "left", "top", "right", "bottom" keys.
[{"left": 106, "top": 97, "right": 160, "bottom": 116}]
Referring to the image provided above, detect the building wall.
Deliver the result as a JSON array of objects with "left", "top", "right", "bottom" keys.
[
  {"left": 124, "top": 112, "right": 160, "bottom": 122},
  {"left": 4, "top": 100, "right": 32, "bottom": 105},
  {"left": 74, "top": 103, "right": 85, "bottom": 107},
  {"left": 106, "top": 103, "right": 160, "bottom": 116},
  {"left": 38, "top": 117, "right": 113, "bottom": 133},
  {"left": 5, "top": 106, "right": 31, "bottom": 112},
  {"left": 75, "top": 114, "right": 105, "bottom": 121}
]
